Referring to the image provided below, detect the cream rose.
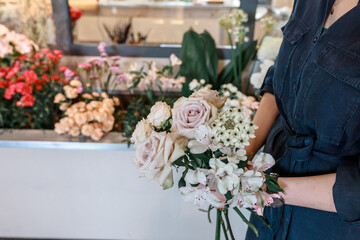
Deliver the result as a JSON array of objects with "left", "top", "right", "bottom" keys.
[
  {"left": 171, "top": 97, "right": 217, "bottom": 139},
  {"left": 133, "top": 131, "right": 187, "bottom": 189},
  {"left": 69, "top": 127, "right": 80, "bottom": 137},
  {"left": 147, "top": 101, "right": 171, "bottom": 128},
  {"left": 91, "top": 128, "right": 104, "bottom": 141},
  {"left": 74, "top": 113, "right": 87, "bottom": 126},
  {"left": 190, "top": 89, "right": 227, "bottom": 109},
  {"left": 112, "top": 97, "right": 120, "bottom": 106},
  {"left": 59, "top": 102, "right": 70, "bottom": 111},
  {"left": 64, "top": 86, "right": 79, "bottom": 99},
  {"left": 70, "top": 79, "right": 82, "bottom": 88},
  {"left": 131, "top": 119, "right": 154, "bottom": 145},
  {"left": 54, "top": 123, "right": 66, "bottom": 134},
  {"left": 54, "top": 93, "right": 66, "bottom": 104},
  {"left": 82, "top": 93, "right": 93, "bottom": 100},
  {"left": 81, "top": 123, "right": 94, "bottom": 137}
]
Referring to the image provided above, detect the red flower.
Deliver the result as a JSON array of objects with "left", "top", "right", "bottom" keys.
[
  {"left": 6, "top": 61, "right": 21, "bottom": 80},
  {"left": 18, "top": 55, "right": 27, "bottom": 61},
  {"left": 42, "top": 74, "right": 50, "bottom": 82},
  {"left": 4, "top": 84, "right": 16, "bottom": 100},
  {"left": 15, "top": 82, "right": 32, "bottom": 95},
  {"left": 51, "top": 75, "right": 61, "bottom": 81},
  {"left": 23, "top": 70, "right": 38, "bottom": 84},
  {"left": 41, "top": 49, "right": 51, "bottom": 54},
  {"left": 16, "top": 94, "right": 36, "bottom": 107},
  {"left": 53, "top": 49, "right": 63, "bottom": 58},
  {"left": 0, "top": 80, "right": 6, "bottom": 89},
  {"left": 35, "top": 85, "right": 43, "bottom": 91},
  {"left": 69, "top": 6, "right": 83, "bottom": 24},
  {"left": 58, "top": 66, "right": 68, "bottom": 72},
  {"left": 34, "top": 53, "right": 44, "bottom": 60}
]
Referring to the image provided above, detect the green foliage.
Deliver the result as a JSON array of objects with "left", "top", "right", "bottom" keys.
[
  {"left": 0, "top": 82, "right": 61, "bottom": 129},
  {"left": 265, "top": 173, "right": 285, "bottom": 194},
  {"left": 179, "top": 28, "right": 258, "bottom": 94},
  {"left": 179, "top": 29, "right": 212, "bottom": 97}
]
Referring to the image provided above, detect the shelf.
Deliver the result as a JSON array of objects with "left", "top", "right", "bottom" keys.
[{"left": 0, "top": 129, "right": 132, "bottom": 151}]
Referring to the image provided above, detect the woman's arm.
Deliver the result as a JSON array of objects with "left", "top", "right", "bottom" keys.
[
  {"left": 278, "top": 174, "right": 337, "bottom": 212},
  {"left": 247, "top": 93, "right": 337, "bottom": 213},
  {"left": 245, "top": 92, "right": 279, "bottom": 156}
]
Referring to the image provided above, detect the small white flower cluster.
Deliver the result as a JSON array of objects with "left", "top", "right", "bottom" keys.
[
  {"left": 260, "top": 16, "right": 277, "bottom": 35},
  {"left": 220, "top": 83, "right": 247, "bottom": 99},
  {"left": 189, "top": 79, "right": 212, "bottom": 92},
  {"left": 211, "top": 108, "right": 257, "bottom": 149},
  {"left": 220, "top": 9, "right": 250, "bottom": 43}
]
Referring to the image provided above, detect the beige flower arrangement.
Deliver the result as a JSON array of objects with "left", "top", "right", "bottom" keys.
[{"left": 54, "top": 79, "right": 120, "bottom": 141}]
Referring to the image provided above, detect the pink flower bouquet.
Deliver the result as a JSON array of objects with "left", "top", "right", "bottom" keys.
[{"left": 131, "top": 89, "right": 283, "bottom": 239}]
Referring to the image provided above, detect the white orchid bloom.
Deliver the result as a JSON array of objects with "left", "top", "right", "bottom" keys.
[
  {"left": 252, "top": 152, "right": 275, "bottom": 172},
  {"left": 185, "top": 169, "right": 207, "bottom": 185},
  {"left": 220, "top": 148, "right": 247, "bottom": 164},
  {"left": 230, "top": 192, "right": 258, "bottom": 208},
  {"left": 209, "top": 158, "right": 244, "bottom": 194},
  {"left": 241, "top": 170, "right": 265, "bottom": 192},
  {"left": 188, "top": 124, "right": 220, "bottom": 154},
  {"left": 180, "top": 186, "right": 222, "bottom": 208}
]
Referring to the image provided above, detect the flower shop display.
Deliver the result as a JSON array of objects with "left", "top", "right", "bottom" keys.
[
  {"left": 0, "top": 24, "right": 64, "bottom": 129},
  {"left": 131, "top": 89, "right": 283, "bottom": 239},
  {"left": 54, "top": 78, "right": 120, "bottom": 141}
]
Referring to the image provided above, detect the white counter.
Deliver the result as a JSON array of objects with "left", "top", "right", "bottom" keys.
[{"left": 0, "top": 130, "right": 250, "bottom": 240}]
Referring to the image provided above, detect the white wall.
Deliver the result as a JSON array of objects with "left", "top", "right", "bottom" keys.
[{"left": 0, "top": 147, "right": 250, "bottom": 240}]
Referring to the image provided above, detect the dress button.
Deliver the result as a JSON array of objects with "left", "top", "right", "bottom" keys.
[
  {"left": 313, "top": 37, "right": 318, "bottom": 42},
  {"left": 293, "top": 83, "right": 296, "bottom": 90}
]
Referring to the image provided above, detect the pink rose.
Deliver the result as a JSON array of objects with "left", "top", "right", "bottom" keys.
[
  {"left": 171, "top": 97, "right": 217, "bottom": 139},
  {"left": 190, "top": 89, "right": 227, "bottom": 109}
]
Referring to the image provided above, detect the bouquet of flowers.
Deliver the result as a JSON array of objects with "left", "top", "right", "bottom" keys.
[
  {"left": 131, "top": 89, "right": 283, "bottom": 239},
  {"left": 54, "top": 76, "right": 120, "bottom": 141}
]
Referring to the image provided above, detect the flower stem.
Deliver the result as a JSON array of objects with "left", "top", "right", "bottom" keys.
[
  {"left": 224, "top": 208, "right": 235, "bottom": 240},
  {"left": 221, "top": 214, "right": 229, "bottom": 240},
  {"left": 236, "top": 41, "right": 243, "bottom": 92},
  {"left": 227, "top": 31, "right": 239, "bottom": 88},
  {"left": 234, "top": 207, "right": 259, "bottom": 237},
  {"left": 215, "top": 209, "right": 222, "bottom": 240}
]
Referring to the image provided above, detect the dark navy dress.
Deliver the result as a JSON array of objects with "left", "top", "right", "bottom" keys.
[{"left": 246, "top": 0, "right": 360, "bottom": 239}]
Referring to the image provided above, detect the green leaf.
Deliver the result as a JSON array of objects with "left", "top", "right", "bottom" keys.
[
  {"left": 247, "top": 208, "right": 271, "bottom": 230},
  {"left": 178, "top": 168, "right": 189, "bottom": 188},
  {"left": 217, "top": 40, "right": 258, "bottom": 89},
  {"left": 265, "top": 174, "right": 285, "bottom": 193},
  {"left": 200, "top": 31, "right": 218, "bottom": 86},
  {"left": 234, "top": 207, "right": 259, "bottom": 237},
  {"left": 179, "top": 29, "right": 210, "bottom": 97}
]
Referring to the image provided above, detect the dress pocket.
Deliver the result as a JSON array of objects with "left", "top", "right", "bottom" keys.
[
  {"left": 297, "top": 42, "right": 360, "bottom": 145},
  {"left": 273, "top": 16, "right": 310, "bottom": 97}
]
